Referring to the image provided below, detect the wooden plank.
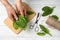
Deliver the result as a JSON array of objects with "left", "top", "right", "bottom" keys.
[{"left": 4, "top": 2, "right": 36, "bottom": 34}]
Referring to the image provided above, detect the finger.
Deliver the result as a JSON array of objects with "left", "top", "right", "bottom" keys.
[
  {"left": 23, "top": 8, "right": 27, "bottom": 16},
  {"left": 14, "top": 4, "right": 19, "bottom": 14},
  {"left": 14, "top": 3, "right": 24, "bottom": 16},
  {"left": 13, "top": 12, "right": 18, "bottom": 20},
  {"left": 16, "top": 5, "right": 24, "bottom": 16},
  {"left": 8, "top": 15, "right": 14, "bottom": 21}
]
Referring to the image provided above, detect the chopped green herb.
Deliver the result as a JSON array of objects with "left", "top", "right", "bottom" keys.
[
  {"left": 39, "top": 24, "right": 52, "bottom": 36},
  {"left": 13, "top": 15, "right": 28, "bottom": 30},
  {"left": 51, "top": 15, "right": 59, "bottom": 20},
  {"left": 24, "top": 16, "right": 28, "bottom": 23},
  {"left": 37, "top": 32, "right": 45, "bottom": 36},
  {"left": 26, "top": 11, "right": 34, "bottom": 15},
  {"left": 13, "top": 20, "right": 19, "bottom": 30},
  {"left": 13, "top": 11, "right": 33, "bottom": 30},
  {"left": 42, "top": 6, "right": 55, "bottom": 16}
]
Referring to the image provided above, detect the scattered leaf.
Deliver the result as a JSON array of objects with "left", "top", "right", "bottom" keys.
[
  {"left": 51, "top": 15, "right": 59, "bottom": 20},
  {"left": 37, "top": 32, "right": 45, "bottom": 36},
  {"left": 42, "top": 6, "right": 54, "bottom": 16},
  {"left": 39, "top": 24, "right": 52, "bottom": 36},
  {"left": 26, "top": 11, "right": 34, "bottom": 15}
]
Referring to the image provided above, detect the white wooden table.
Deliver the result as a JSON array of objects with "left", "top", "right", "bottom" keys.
[{"left": 0, "top": 0, "right": 60, "bottom": 40}]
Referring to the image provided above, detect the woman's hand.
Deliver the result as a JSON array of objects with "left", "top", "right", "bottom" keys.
[
  {"left": 14, "top": 0, "right": 26, "bottom": 17},
  {"left": 0, "top": 0, "right": 18, "bottom": 21},
  {"left": 0, "top": 0, "right": 26, "bottom": 21},
  {"left": 6, "top": 5, "right": 18, "bottom": 21}
]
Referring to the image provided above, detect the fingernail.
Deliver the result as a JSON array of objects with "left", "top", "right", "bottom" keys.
[{"left": 16, "top": 18, "right": 18, "bottom": 20}]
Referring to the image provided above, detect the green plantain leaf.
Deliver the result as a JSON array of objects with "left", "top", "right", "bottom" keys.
[
  {"left": 42, "top": 6, "right": 54, "bottom": 16},
  {"left": 26, "top": 11, "right": 34, "bottom": 15},
  {"left": 39, "top": 24, "right": 52, "bottom": 36},
  {"left": 37, "top": 32, "right": 45, "bottom": 36},
  {"left": 13, "top": 20, "right": 19, "bottom": 30},
  {"left": 51, "top": 15, "right": 59, "bottom": 20}
]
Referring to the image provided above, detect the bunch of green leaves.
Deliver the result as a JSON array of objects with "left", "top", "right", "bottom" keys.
[
  {"left": 13, "top": 15, "right": 28, "bottom": 30},
  {"left": 51, "top": 15, "right": 59, "bottom": 20},
  {"left": 42, "top": 6, "right": 55, "bottom": 16},
  {"left": 37, "top": 24, "right": 52, "bottom": 36},
  {"left": 13, "top": 11, "right": 34, "bottom": 30}
]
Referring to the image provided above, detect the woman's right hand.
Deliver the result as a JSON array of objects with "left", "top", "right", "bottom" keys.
[
  {"left": 0, "top": 0, "right": 18, "bottom": 21},
  {"left": 6, "top": 5, "right": 18, "bottom": 21}
]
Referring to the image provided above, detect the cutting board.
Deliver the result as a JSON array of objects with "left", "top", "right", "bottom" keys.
[{"left": 4, "top": 2, "right": 36, "bottom": 34}]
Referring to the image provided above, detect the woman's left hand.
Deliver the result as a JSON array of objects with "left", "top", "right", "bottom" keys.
[{"left": 14, "top": 0, "right": 26, "bottom": 17}]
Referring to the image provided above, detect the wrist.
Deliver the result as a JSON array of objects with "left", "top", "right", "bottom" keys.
[
  {"left": 14, "top": 0, "right": 22, "bottom": 3},
  {"left": 0, "top": 0, "right": 11, "bottom": 8},
  {"left": 16, "top": 0, "right": 22, "bottom": 2}
]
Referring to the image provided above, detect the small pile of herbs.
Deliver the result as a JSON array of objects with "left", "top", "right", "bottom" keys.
[{"left": 13, "top": 11, "right": 34, "bottom": 30}]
